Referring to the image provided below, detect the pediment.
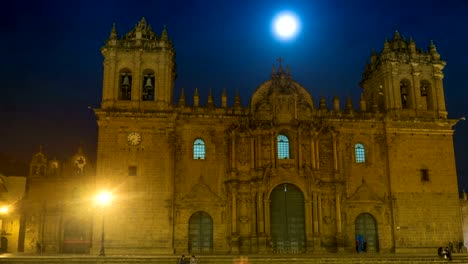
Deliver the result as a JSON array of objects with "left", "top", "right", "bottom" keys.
[
  {"left": 347, "top": 181, "right": 382, "bottom": 203},
  {"left": 179, "top": 179, "right": 222, "bottom": 204}
]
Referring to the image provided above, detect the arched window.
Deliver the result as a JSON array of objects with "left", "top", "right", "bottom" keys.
[
  {"left": 400, "top": 79, "right": 411, "bottom": 109},
  {"left": 142, "top": 70, "right": 155, "bottom": 101},
  {"left": 277, "top": 134, "right": 290, "bottom": 159},
  {"left": 355, "top": 143, "right": 366, "bottom": 163},
  {"left": 193, "top": 139, "right": 205, "bottom": 160},
  {"left": 119, "top": 70, "right": 132, "bottom": 100},
  {"left": 420, "top": 80, "right": 430, "bottom": 97}
]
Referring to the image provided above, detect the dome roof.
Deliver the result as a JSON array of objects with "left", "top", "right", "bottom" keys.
[{"left": 250, "top": 66, "right": 314, "bottom": 123}]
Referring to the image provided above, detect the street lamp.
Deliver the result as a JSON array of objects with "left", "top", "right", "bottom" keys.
[
  {"left": 0, "top": 205, "right": 8, "bottom": 253},
  {"left": 96, "top": 192, "right": 112, "bottom": 256},
  {"left": 0, "top": 206, "right": 8, "bottom": 215}
]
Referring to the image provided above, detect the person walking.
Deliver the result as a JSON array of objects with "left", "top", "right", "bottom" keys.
[
  {"left": 190, "top": 255, "right": 198, "bottom": 264},
  {"left": 179, "top": 255, "right": 187, "bottom": 264}
]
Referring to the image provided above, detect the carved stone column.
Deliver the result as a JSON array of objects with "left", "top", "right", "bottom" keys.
[
  {"left": 264, "top": 197, "right": 271, "bottom": 236},
  {"left": 311, "top": 191, "right": 322, "bottom": 252},
  {"left": 332, "top": 132, "right": 338, "bottom": 171},
  {"left": 256, "top": 132, "right": 261, "bottom": 168},
  {"left": 231, "top": 189, "right": 237, "bottom": 234},
  {"left": 335, "top": 189, "right": 342, "bottom": 233},
  {"left": 228, "top": 182, "right": 240, "bottom": 254},
  {"left": 270, "top": 132, "right": 276, "bottom": 169},
  {"left": 250, "top": 189, "right": 258, "bottom": 253},
  {"left": 434, "top": 71, "right": 447, "bottom": 113},
  {"left": 250, "top": 137, "right": 255, "bottom": 170},
  {"left": 133, "top": 53, "right": 142, "bottom": 104},
  {"left": 318, "top": 192, "right": 323, "bottom": 234},
  {"left": 305, "top": 198, "right": 313, "bottom": 237},
  {"left": 257, "top": 188, "right": 267, "bottom": 253},
  {"left": 102, "top": 56, "right": 116, "bottom": 103},
  {"left": 390, "top": 67, "right": 399, "bottom": 109},
  {"left": 310, "top": 135, "right": 316, "bottom": 169},
  {"left": 315, "top": 139, "right": 320, "bottom": 170},
  {"left": 411, "top": 67, "right": 421, "bottom": 110},
  {"left": 335, "top": 186, "right": 344, "bottom": 252},
  {"left": 257, "top": 189, "right": 265, "bottom": 234},
  {"left": 313, "top": 192, "right": 319, "bottom": 234},
  {"left": 305, "top": 195, "right": 313, "bottom": 253},
  {"left": 231, "top": 131, "right": 236, "bottom": 171},
  {"left": 298, "top": 129, "right": 302, "bottom": 169}
]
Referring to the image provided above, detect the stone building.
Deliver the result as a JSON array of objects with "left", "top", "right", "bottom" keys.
[
  {"left": 0, "top": 174, "right": 26, "bottom": 253},
  {"left": 20, "top": 147, "right": 95, "bottom": 254},
  {"left": 19, "top": 18, "right": 463, "bottom": 255}
]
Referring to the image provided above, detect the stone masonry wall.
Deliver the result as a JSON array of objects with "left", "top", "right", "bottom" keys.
[{"left": 393, "top": 192, "right": 462, "bottom": 250}]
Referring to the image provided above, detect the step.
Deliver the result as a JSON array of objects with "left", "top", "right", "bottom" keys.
[{"left": 1, "top": 254, "right": 467, "bottom": 264}]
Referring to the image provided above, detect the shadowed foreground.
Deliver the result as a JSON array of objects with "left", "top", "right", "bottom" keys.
[{"left": 1, "top": 254, "right": 468, "bottom": 264}]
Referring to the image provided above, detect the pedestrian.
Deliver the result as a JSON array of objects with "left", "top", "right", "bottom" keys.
[
  {"left": 190, "top": 255, "right": 198, "bottom": 264},
  {"left": 458, "top": 241, "right": 463, "bottom": 253},
  {"left": 443, "top": 247, "right": 453, "bottom": 260},
  {"left": 179, "top": 255, "right": 187, "bottom": 264}
]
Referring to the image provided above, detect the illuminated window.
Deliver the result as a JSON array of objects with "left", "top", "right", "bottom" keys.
[
  {"left": 193, "top": 139, "right": 206, "bottom": 160},
  {"left": 355, "top": 143, "right": 366, "bottom": 163},
  {"left": 277, "top": 134, "right": 290, "bottom": 159}
]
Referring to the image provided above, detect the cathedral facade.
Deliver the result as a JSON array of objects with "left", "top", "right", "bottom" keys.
[{"left": 19, "top": 18, "right": 462, "bottom": 255}]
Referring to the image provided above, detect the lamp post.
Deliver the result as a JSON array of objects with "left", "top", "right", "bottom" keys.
[{"left": 96, "top": 192, "right": 112, "bottom": 256}]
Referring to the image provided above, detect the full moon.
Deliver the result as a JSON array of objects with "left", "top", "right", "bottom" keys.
[{"left": 272, "top": 11, "right": 300, "bottom": 41}]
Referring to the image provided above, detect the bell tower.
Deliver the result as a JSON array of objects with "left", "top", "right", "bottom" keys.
[
  {"left": 100, "top": 17, "right": 176, "bottom": 110},
  {"left": 360, "top": 31, "right": 447, "bottom": 118}
]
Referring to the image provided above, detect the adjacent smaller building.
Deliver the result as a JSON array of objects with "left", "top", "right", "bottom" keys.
[
  {"left": 0, "top": 173, "right": 26, "bottom": 253},
  {"left": 19, "top": 146, "right": 95, "bottom": 254}
]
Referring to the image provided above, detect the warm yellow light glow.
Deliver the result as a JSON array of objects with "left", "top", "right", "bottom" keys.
[
  {"left": 0, "top": 206, "right": 9, "bottom": 214},
  {"left": 96, "top": 192, "right": 113, "bottom": 205}
]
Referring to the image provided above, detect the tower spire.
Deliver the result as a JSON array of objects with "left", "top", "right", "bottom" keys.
[
  {"left": 161, "top": 25, "right": 169, "bottom": 41},
  {"left": 207, "top": 88, "right": 214, "bottom": 107},
  {"left": 277, "top": 57, "right": 284, "bottom": 74},
  {"left": 110, "top": 22, "right": 118, "bottom": 39},
  {"left": 234, "top": 89, "right": 241, "bottom": 108},
  {"left": 178, "top": 88, "right": 186, "bottom": 106}
]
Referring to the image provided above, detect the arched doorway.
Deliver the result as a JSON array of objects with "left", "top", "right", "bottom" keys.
[
  {"left": 189, "top": 211, "right": 213, "bottom": 254},
  {"left": 355, "top": 213, "right": 378, "bottom": 253},
  {"left": 0, "top": 237, "right": 7, "bottom": 253},
  {"left": 62, "top": 218, "right": 91, "bottom": 254},
  {"left": 270, "top": 183, "right": 306, "bottom": 254}
]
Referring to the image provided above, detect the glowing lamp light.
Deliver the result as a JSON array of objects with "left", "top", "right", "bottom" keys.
[
  {"left": 0, "top": 206, "right": 8, "bottom": 214},
  {"left": 96, "top": 192, "right": 113, "bottom": 205},
  {"left": 272, "top": 11, "right": 301, "bottom": 41}
]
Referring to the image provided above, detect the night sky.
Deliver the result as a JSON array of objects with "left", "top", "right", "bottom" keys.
[{"left": 1, "top": 0, "right": 467, "bottom": 191}]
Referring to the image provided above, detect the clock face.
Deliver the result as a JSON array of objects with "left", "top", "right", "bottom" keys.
[{"left": 127, "top": 132, "right": 142, "bottom": 145}]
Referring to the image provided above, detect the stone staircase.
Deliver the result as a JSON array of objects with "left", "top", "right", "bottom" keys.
[{"left": 1, "top": 254, "right": 468, "bottom": 264}]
